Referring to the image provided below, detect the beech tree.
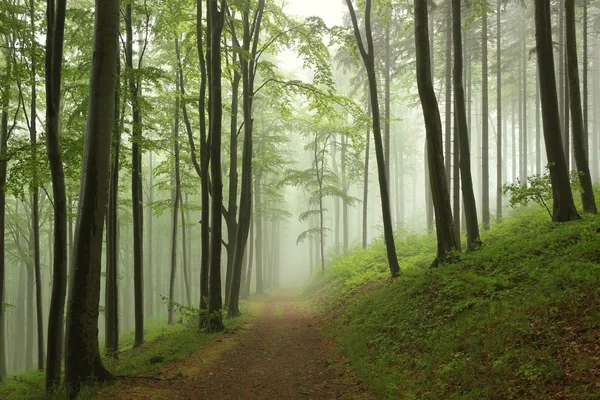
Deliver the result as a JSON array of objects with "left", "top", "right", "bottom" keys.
[
  {"left": 533, "top": 0, "right": 579, "bottom": 222},
  {"left": 345, "top": 0, "right": 400, "bottom": 278}
]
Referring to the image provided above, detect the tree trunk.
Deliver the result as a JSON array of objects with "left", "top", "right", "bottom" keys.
[
  {"left": 105, "top": 63, "right": 121, "bottom": 358},
  {"left": 496, "top": 0, "right": 502, "bottom": 221},
  {"left": 533, "top": 0, "right": 580, "bottom": 222},
  {"left": 536, "top": 63, "right": 542, "bottom": 174},
  {"left": 168, "top": 74, "right": 181, "bottom": 326},
  {"left": 180, "top": 194, "right": 191, "bottom": 306},
  {"left": 225, "top": 0, "right": 264, "bottom": 318},
  {"left": 206, "top": 0, "right": 225, "bottom": 333},
  {"left": 445, "top": 11, "right": 452, "bottom": 188},
  {"left": 125, "top": 2, "right": 144, "bottom": 348},
  {"left": 64, "top": 0, "right": 119, "bottom": 393},
  {"left": 565, "top": 0, "right": 597, "bottom": 213},
  {"left": 481, "top": 7, "right": 490, "bottom": 230},
  {"left": 44, "top": 0, "right": 68, "bottom": 389},
  {"left": 385, "top": 21, "right": 392, "bottom": 195},
  {"left": 582, "top": 0, "right": 588, "bottom": 156},
  {"left": 415, "top": 0, "right": 457, "bottom": 264},
  {"left": 345, "top": 0, "right": 400, "bottom": 278},
  {"left": 254, "top": 174, "right": 264, "bottom": 293},
  {"left": 0, "top": 42, "right": 10, "bottom": 380},
  {"left": 452, "top": 0, "right": 480, "bottom": 249},
  {"left": 341, "top": 135, "right": 348, "bottom": 254},
  {"left": 246, "top": 218, "right": 253, "bottom": 296},
  {"left": 145, "top": 149, "right": 153, "bottom": 318},
  {"left": 362, "top": 100, "right": 370, "bottom": 247}
]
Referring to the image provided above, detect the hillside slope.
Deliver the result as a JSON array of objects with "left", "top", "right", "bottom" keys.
[{"left": 306, "top": 208, "right": 600, "bottom": 399}]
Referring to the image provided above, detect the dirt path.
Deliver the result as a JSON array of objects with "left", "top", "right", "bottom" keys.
[{"left": 106, "top": 291, "right": 371, "bottom": 399}]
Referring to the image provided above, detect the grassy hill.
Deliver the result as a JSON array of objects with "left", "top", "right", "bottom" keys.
[{"left": 305, "top": 206, "right": 600, "bottom": 399}]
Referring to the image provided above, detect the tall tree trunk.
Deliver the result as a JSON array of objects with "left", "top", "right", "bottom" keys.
[
  {"left": 582, "top": 0, "right": 588, "bottom": 156},
  {"left": 415, "top": 0, "right": 457, "bottom": 264},
  {"left": 44, "top": 0, "right": 68, "bottom": 389},
  {"left": 226, "top": 0, "right": 265, "bottom": 318},
  {"left": 346, "top": 0, "right": 400, "bottom": 277},
  {"left": 341, "top": 135, "right": 348, "bottom": 254},
  {"left": 385, "top": 21, "right": 392, "bottom": 194},
  {"left": 445, "top": 11, "right": 452, "bottom": 188},
  {"left": 533, "top": 0, "right": 580, "bottom": 222},
  {"left": 481, "top": 7, "right": 490, "bottom": 230},
  {"left": 168, "top": 74, "right": 181, "bottom": 326},
  {"left": 180, "top": 192, "right": 191, "bottom": 306},
  {"left": 536, "top": 64, "right": 542, "bottom": 174},
  {"left": 64, "top": 0, "right": 119, "bottom": 393},
  {"left": 195, "top": 0, "right": 210, "bottom": 329},
  {"left": 565, "top": 0, "right": 597, "bottom": 213},
  {"left": 522, "top": 35, "right": 528, "bottom": 183},
  {"left": 206, "top": 0, "right": 225, "bottom": 333},
  {"left": 105, "top": 63, "right": 121, "bottom": 358},
  {"left": 453, "top": 0, "right": 480, "bottom": 249},
  {"left": 125, "top": 1, "right": 144, "bottom": 348},
  {"left": 254, "top": 174, "right": 264, "bottom": 293},
  {"left": 331, "top": 140, "right": 340, "bottom": 252},
  {"left": 145, "top": 148, "right": 153, "bottom": 318},
  {"left": 362, "top": 100, "right": 370, "bottom": 247},
  {"left": 246, "top": 218, "right": 253, "bottom": 295},
  {"left": 496, "top": 0, "right": 502, "bottom": 221},
  {"left": 0, "top": 40, "right": 10, "bottom": 380}
]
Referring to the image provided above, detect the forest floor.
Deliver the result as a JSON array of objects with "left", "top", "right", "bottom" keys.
[{"left": 97, "top": 291, "right": 371, "bottom": 400}]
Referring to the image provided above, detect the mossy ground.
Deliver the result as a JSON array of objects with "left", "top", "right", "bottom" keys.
[{"left": 306, "top": 206, "right": 600, "bottom": 399}]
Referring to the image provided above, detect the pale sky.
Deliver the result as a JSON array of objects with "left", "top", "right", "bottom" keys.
[{"left": 283, "top": 0, "right": 344, "bottom": 27}]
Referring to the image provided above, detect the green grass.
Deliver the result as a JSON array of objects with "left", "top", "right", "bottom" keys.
[
  {"left": 307, "top": 205, "right": 600, "bottom": 399},
  {"left": 0, "top": 309, "right": 250, "bottom": 400}
]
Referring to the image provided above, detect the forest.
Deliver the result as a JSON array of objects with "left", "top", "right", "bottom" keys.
[{"left": 0, "top": 0, "right": 599, "bottom": 398}]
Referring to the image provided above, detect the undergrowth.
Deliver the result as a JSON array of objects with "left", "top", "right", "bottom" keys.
[
  {"left": 307, "top": 206, "right": 600, "bottom": 399},
  {"left": 0, "top": 309, "right": 249, "bottom": 399}
]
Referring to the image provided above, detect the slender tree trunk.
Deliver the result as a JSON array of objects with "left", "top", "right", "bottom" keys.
[
  {"left": 385, "top": 21, "right": 392, "bottom": 194},
  {"left": 44, "top": 0, "right": 68, "bottom": 389},
  {"left": 226, "top": 0, "right": 265, "bottom": 318},
  {"left": 565, "top": 0, "right": 597, "bottom": 213},
  {"left": 496, "top": 0, "right": 502, "bottom": 221},
  {"left": 582, "top": 0, "right": 588, "bottom": 156},
  {"left": 254, "top": 174, "right": 263, "bottom": 293},
  {"left": 168, "top": 75, "right": 181, "bottom": 326},
  {"left": 415, "top": 0, "right": 457, "bottom": 263},
  {"left": 125, "top": 2, "right": 144, "bottom": 348},
  {"left": 481, "top": 7, "right": 490, "bottom": 229},
  {"left": 65, "top": 0, "right": 119, "bottom": 393},
  {"left": 522, "top": 35, "right": 528, "bottom": 183},
  {"left": 246, "top": 218, "right": 253, "bottom": 295},
  {"left": 346, "top": 0, "right": 400, "bottom": 277},
  {"left": 206, "top": 0, "right": 225, "bottom": 333},
  {"left": 331, "top": 140, "right": 340, "bottom": 252},
  {"left": 0, "top": 42, "right": 10, "bottom": 380},
  {"left": 533, "top": 0, "right": 580, "bottom": 222},
  {"left": 105, "top": 63, "right": 121, "bottom": 358},
  {"left": 362, "top": 100, "right": 370, "bottom": 247},
  {"left": 145, "top": 149, "right": 153, "bottom": 318},
  {"left": 536, "top": 64, "right": 542, "bottom": 174},
  {"left": 453, "top": 0, "right": 480, "bottom": 249},
  {"left": 341, "top": 135, "right": 348, "bottom": 254},
  {"left": 180, "top": 193, "right": 191, "bottom": 306},
  {"left": 445, "top": 11, "right": 452, "bottom": 188}
]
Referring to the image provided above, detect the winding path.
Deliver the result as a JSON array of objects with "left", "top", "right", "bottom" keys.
[{"left": 108, "top": 291, "right": 371, "bottom": 399}]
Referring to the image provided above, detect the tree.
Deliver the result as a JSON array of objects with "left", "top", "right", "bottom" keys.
[
  {"left": 168, "top": 70, "right": 181, "bottom": 326},
  {"left": 227, "top": 0, "right": 266, "bottom": 318},
  {"left": 345, "top": 0, "right": 400, "bottom": 278},
  {"left": 44, "top": 0, "right": 68, "bottom": 389},
  {"left": 452, "top": 0, "right": 480, "bottom": 249},
  {"left": 105, "top": 63, "right": 122, "bottom": 359},
  {"left": 565, "top": 0, "right": 596, "bottom": 213},
  {"left": 64, "top": 0, "right": 120, "bottom": 393},
  {"left": 414, "top": 0, "right": 457, "bottom": 264},
  {"left": 533, "top": 0, "right": 580, "bottom": 222},
  {"left": 125, "top": 0, "right": 145, "bottom": 348},
  {"left": 481, "top": 2, "right": 490, "bottom": 230},
  {"left": 206, "top": 0, "right": 225, "bottom": 333},
  {"left": 496, "top": 0, "right": 502, "bottom": 221}
]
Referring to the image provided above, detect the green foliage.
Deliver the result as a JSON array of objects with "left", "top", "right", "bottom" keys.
[{"left": 307, "top": 205, "right": 600, "bottom": 399}]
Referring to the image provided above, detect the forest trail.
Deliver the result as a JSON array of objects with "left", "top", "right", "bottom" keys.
[{"left": 103, "top": 291, "right": 371, "bottom": 399}]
